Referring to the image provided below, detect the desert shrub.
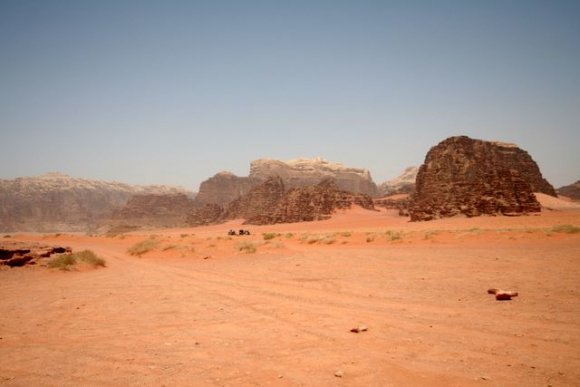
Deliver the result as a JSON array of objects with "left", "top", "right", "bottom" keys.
[
  {"left": 128, "top": 237, "right": 160, "bottom": 257},
  {"left": 74, "top": 250, "right": 106, "bottom": 267},
  {"left": 237, "top": 241, "right": 257, "bottom": 254},
  {"left": 48, "top": 254, "right": 77, "bottom": 270},
  {"left": 162, "top": 244, "right": 178, "bottom": 251},
  {"left": 3, "top": 235, "right": 11, "bottom": 238},
  {"left": 263, "top": 232, "right": 277, "bottom": 240},
  {"left": 385, "top": 230, "right": 402, "bottom": 241},
  {"left": 340, "top": 231, "right": 352, "bottom": 237},
  {"left": 322, "top": 237, "right": 336, "bottom": 245},
  {"left": 48, "top": 250, "right": 105, "bottom": 270},
  {"left": 180, "top": 233, "right": 189, "bottom": 238},
  {"left": 551, "top": 224, "right": 580, "bottom": 234},
  {"left": 284, "top": 233, "right": 294, "bottom": 239},
  {"left": 424, "top": 230, "right": 439, "bottom": 240}
]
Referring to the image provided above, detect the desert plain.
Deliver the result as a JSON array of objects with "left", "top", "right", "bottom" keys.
[{"left": 1, "top": 197, "right": 580, "bottom": 386}]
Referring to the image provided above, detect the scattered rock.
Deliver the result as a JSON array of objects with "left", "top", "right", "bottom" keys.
[
  {"left": 488, "top": 288, "right": 519, "bottom": 300},
  {"left": 350, "top": 325, "right": 368, "bottom": 333},
  {"left": 334, "top": 370, "right": 344, "bottom": 378}
]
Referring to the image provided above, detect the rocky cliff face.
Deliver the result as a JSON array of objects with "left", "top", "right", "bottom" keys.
[
  {"left": 378, "top": 166, "right": 418, "bottom": 196},
  {"left": 0, "top": 173, "right": 190, "bottom": 232},
  {"left": 255, "top": 178, "right": 375, "bottom": 225},
  {"left": 108, "top": 193, "right": 196, "bottom": 229},
  {"left": 249, "top": 157, "right": 378, "bottom": 195},
  {"left": 194, "top": 171, "right": 255, "bottom": 205},
  {"left": 557, "top": 181, "right": 580, "bottom": 201},
  {"left": 187, "top": 177, "right": 375, "bottom": 226},
  {"left": 409, "top": 136, "right": 554, "bottom": 221},
  {"left": 194, "top": 158, "right": 378, "bottom": 206}
]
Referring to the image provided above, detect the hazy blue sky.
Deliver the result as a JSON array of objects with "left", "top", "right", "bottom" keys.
[{"left": 1, "top": 0, "right": 579, "bottom": 190}]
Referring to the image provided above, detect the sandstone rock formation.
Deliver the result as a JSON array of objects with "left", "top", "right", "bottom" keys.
[
  {"left": 108, "top": 193, "right": 196, "bottom": 229},
  {"left": 249, "top": 157, "right": 378, "bottom": 195},
  {"left": 222, "top": 176, "right": 287, "bottom": 223},
  {"left": 374, "top": 194, "right": 410, "bottom": 216},
  {"left": 187, "top": 177, "right": 375, "bottom": 226},
  {"left": 194, "top": 171, "right": 255, "bottom": 205},
  {"left": 186, "top": 203, "right": 225, "bottom": 226},
  {"left": 0, "top": 173, "right": 191, "bottom": 232},
  {"left": 194, "top": 157, "right": 378, "bottom": 206},
  {"left": 557, "top": 181, "right": 580, "bottom": 201},
  {"left": 409, "top": 136, "right": 555, "bottom": 221},
  {"left": 378, "top": 166, "right": 418, "bottom": 195},
  {"left": 257, "top": 178, "right": 374, "bottom": 225}
]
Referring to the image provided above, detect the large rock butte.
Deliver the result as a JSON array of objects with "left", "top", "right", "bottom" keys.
[
  {"left": 195, "top": 157, "right": 378, "bottom": 205},
  {"left": 409, "top": 136, "right": 556, "bottom": 221}
]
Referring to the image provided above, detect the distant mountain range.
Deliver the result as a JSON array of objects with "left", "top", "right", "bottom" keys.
[
  {"left": 0, "top": 148, "right": 575, "bottom": 232},
  {"left": 0, "top": 173, "right": 191, "bottom": 232}
]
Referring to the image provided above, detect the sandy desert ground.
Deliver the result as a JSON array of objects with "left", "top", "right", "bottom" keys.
[{"left": 1, "top": 203, "right": 580, "bottom": 386}]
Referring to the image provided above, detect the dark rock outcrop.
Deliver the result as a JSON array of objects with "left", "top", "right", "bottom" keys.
[
  {"left": 255, "top": 178, "right": 374, "bottom": 225},
  {"left": 0, "top": 241, "right": 71, "bottom": 267},
  {"left": 409, "top": 136, "right": 555, "bottom": 221},
  {"left": 557, "top": 181, "right": 580, "bottom": 201},
  {"left": 374, "top": 194, "right": 410, "bottom": 216},
  {"left": 187, "top": 177, "right": 375, "bottom": 226},
  {"left": 186, "top": 203, "right": 225, "bottom": 226}
]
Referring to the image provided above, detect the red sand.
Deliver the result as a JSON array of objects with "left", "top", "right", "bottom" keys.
[{"left": 1, "top": 207, "right": 579, "bottom": 386}]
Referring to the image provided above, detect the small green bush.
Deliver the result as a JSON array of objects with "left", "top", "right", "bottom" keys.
[
  {"left": 263, "top": 232, "right": 277, "bottom": 241},
  {"left": 128, "top": 237, "right": 160, "bottom": 257},
  {"left": 551, "top": 224, "right": 580, "bottom": 234}
]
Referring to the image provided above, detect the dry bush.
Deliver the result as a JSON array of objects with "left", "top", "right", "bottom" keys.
[
  {"left": 128, "top": 237, "right": 160, "bottom": 257},
  {"left": 48, "top": 250, "right": 105, "bottom": 271},
  {"left": 237, "top": 241, "right": 257, "bottom": 254},
  {"left": 551, "top": 224, "right": 580, "bottom": 234}
]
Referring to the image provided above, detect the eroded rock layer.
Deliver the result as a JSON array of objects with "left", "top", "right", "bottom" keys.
[{"left": 409, "top": 136, "right": 554, "bottom": 221}]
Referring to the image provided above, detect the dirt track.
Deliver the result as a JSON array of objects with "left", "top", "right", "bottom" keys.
[{"left": 1, "top": 209, "right": 580, "bottom": 386}]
